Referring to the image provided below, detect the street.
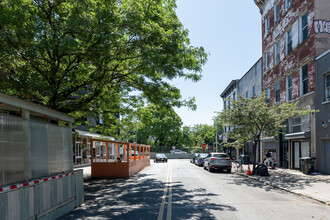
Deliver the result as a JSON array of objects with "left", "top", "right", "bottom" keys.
[{"left": 61, "top": 160, "right": 330, "bottom": 220}]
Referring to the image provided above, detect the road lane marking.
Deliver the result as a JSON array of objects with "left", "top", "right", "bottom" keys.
[
  {"left": 158, "top": 164, "right": 170, "bottom": 220},
  {"left": 166, "top": 163, "right": 172, "bottom": 220}
]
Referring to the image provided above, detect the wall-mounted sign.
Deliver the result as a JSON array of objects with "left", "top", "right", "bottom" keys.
[{"left": 314, "top": 20, "right": 330, "bottom": 34}]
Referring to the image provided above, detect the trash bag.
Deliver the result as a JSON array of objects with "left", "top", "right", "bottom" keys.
[{"left": 254, "top": 164, "right": 270, "bottom": 176}]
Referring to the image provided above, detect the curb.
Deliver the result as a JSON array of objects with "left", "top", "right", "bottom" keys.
[{"left": 235, "top": 172, "right": 330, "bottom": 206}]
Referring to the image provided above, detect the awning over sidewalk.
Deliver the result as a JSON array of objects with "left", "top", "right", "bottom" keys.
[
  {"left": 261, "top": 137, "right": 275, "bottom": 142},
  {"left": 284, "top": 131, "right": 311, "bottom": 140},
  {"left": 75, "top": 129, "right": 115, "bottom": 140}
]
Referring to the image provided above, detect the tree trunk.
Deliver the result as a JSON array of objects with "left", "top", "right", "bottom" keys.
[{"left": 252, "top": 140, "right": 258, "bottom": 175}]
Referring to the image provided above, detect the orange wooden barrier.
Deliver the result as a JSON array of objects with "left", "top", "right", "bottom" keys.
[{"left": 90, "top": 139, "right": 150, "bottom": 178}]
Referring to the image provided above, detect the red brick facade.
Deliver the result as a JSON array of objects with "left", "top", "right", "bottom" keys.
[{"left": 260, "top": 0, "right": 316, "bottom": 106}]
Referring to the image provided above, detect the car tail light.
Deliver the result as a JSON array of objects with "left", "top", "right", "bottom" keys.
[
  {"left": 227, "top": 158, "right": 231, "bottom": 161},
  {"left": 211, "top": 158, "right": 217, "bottom": 161}
]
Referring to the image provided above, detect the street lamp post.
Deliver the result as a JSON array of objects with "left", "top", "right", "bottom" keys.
[{"left": 215, "top": 121, "right": 218, "bottom": 152}]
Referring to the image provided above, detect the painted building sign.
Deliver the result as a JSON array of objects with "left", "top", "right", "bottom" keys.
[{"left": 314, "top": 20, "right": 330, "bottom": 34}]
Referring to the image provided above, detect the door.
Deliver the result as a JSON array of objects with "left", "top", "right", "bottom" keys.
[
  {"left": 325, "top": 141, "right": 330, "bottom": 174},
  {"left": 281, "top": 141, "right": 288, "bottom": 168},
  {"left": 294, "top": 142, "right": 300, "bottom": 169}
]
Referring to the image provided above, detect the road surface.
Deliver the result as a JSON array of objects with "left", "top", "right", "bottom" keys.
[{"left": 61, "top": 159, "right": 330, "bottom": 219}]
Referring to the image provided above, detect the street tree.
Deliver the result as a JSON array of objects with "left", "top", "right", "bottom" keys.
[
  {"left": 219, "top": 94, "right": 315, "bottom": 172},
  {"left": 119, "top": 104, "right": 183, "bottom": 151},
  {"left": 0, "top": 0, "right": 207, "bottom": 134}
]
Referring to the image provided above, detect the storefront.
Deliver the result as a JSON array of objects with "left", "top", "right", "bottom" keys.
[
  {"left": 72, "top": 129, "right": 115, "bottom": 165},
  {"left": 285, "top": 132, "right": 311, "bottom": 170}
]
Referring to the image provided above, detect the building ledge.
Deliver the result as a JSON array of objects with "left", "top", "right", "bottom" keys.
[{"left": 322, "top": 100, "right": 330, "bottom": 105}]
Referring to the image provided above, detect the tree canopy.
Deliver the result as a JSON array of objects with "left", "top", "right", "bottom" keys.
[
  {"left": 0, "top": 0, "right": 207, "bottom": 133},
  {"left": 218, "top": 94, "right": 315, "bottom": 170}
]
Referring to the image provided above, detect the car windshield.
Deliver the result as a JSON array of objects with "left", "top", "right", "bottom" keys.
[
  {"left": 199, "top": 154, "right": 208, "bottom": 158},
  {"left": 156, "top": 154, "right": 166, "bottom": 158},
  {"left": 213, "top": 154, "right": 229, "bottom": 158}
]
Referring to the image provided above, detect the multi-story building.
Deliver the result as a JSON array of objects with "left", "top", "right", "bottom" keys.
[
  {"left": 220, "top": 79, "right": 239, "bottom": 159},
  {"left": 220, "top": 58, "right": 263, "bottom": 162},
  {"left": 315, "top": 49, "right": 330, "bottom": 174},
  {"left": 237, "top": 58, "right": 263, "bottom": 163},
  {"left": 254, "top": 0, "right": 330, "bottom": 171}
]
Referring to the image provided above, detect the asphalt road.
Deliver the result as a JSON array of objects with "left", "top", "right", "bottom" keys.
[{"left": 60, "top": 159, "right": 330, "bottom": 220}]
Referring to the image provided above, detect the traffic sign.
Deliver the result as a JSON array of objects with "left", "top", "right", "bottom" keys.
[{"left": 202, "top": 144, "right": 206, "bottom": 148}]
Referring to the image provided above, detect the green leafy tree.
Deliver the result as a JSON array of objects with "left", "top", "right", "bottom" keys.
[
  {"left": 190, "top": 124, "right": 215, "bottom": 150},
  {"left": 0, "top": 0, "right": 207, "bottom": 134},
  {"left": 119, "top": 104, "right": 183, "bottom": 151},
  {"left": 219, "top": 94, "right": 315, "bottom": 172}
]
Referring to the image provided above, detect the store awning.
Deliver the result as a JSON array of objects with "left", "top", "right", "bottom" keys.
[
  {"left": 284, "top": 131, "right": 310, "bottom": 140},
  {"left": 261, "top": 136, "right": 276, "bottom": 142},
  {"left": 74, "top": 129, "right": 115, "bottom": 140}
]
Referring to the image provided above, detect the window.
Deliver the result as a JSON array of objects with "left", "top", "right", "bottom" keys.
[
  {"left": 265, "top": 16, "right": 270, "bottom": 35},
  {"left": 286, "top": 28, "right": 292, "bottom": 55},
  {"left": 300, "top": 12, "right": 308, "bottom": 43},
  {"left": 292, "top": 117, "right": 301, "bottom": 133},
  {"left": 274, "top": 3, "right": 280, "bottom": 23},
  {"left": 326, "top": 74, "right": 330, "bottom": 100},
  {"left": 275, "top": 42, "right": 280, "bottom": 65},
  {"left": 286, "top": 74, "right": 292, "bottom": 101},
  {"left": 246, "top": 91, "right": 249, "bottom": 99},
  {"left": 285, "top": 0, "right": 291, "bottom": 10},
  {"left": 266, "top": 88, "right": 270, "bottom": 106},
  {"left": 301, "top": 64, "right": 308, "bottom": 95},
  {"left": 253, "top": 86, "right": 256, "bottom": 97},
  {"left": 275, "top": 81, "right": 280, "bottom": 103},
  {"left": 233, "top": 92, "right": 236, "bottom": 101},
  {"left": 266, "top": 51, "right": 270, "bottom": 71}
]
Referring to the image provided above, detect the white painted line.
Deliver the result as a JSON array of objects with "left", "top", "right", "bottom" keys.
[
  {"left": 158, "top": 165, "right": 170, "bottom": 220},
  {"left": 166, "top": 164, "right": 173, "bottom": 220}
]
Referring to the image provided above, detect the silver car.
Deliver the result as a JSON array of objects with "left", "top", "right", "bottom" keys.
[{"left": 203, "top": 153, "right": 232, "bottom": 173}]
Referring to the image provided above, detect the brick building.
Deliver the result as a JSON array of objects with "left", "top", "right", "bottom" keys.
[{"left": 254, "top": 0, "right": 330, "bottom": 171}]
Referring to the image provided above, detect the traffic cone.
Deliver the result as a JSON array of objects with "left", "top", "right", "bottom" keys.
[{"left": 247, "top": 164, "right": 252, "bottom": 175}]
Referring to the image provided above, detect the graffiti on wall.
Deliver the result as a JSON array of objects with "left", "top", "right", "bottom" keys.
[{"left": 314, "top": 20, "right": 330, "bottom": 34}]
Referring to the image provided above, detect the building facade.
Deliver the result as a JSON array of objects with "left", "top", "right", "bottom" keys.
[
  {"left": 254, "top": 0, "right": 330, "bottom": 171},
  {"left": 237, "top": 58, "right": 263, "bottom": 163},
  {"left": 315, "top": 49, "right": 330, "bottom": 174},
  {"left": 220, "top": 80, "right": 239, "bottom": 159}
]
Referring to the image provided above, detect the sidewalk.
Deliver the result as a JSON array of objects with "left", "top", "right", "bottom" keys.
[{"left": 234, "top": 164, "right": 330, "bottom": 206}]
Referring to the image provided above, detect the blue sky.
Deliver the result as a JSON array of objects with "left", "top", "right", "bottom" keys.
[{"left": 173, "top": 0, "right": 262, "bottom": 126}]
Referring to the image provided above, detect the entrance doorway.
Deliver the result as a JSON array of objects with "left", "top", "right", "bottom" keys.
[
  {"left": 280, "top": 141, "right": 288, "bottom": 168},
  {"left": 293, "top": 141, "right": 310, "bottom": 169},
  {"left": 325, "top": 141, "right": 330, "bottom": 174}
]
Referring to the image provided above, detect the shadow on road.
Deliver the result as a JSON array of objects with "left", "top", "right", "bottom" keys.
[
  {"left": 59, "top": 172, "right": 237, "bottom": 219},
  {"left": 228, "top": 170, "right": 330, "bottom": 193}
]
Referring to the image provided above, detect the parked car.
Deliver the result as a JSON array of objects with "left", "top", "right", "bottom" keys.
[
  {"left": 203, "top": 153, "right": 232, "bottom": 173},
  {"left": 154, "top": 154, "right": 168, "bottom": 163},
  {"left": 170, "top": 149, "right": 187, "bottom": 154},
  {"left": 195, "top": 153, "right": 209, "bottom": 166},
  {"left": 190, "top": 153, "right": 200, "bottom": 163}
]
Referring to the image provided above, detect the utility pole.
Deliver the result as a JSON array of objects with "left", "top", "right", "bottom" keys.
[
  {"left": 135, "top": 124, "right": 138, "bottom": 144},
  {"left": 215, "top": 121, "right": 218, "bottom": 152}
]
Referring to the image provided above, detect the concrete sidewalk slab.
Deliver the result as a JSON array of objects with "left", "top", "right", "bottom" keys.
[{"left": 233, "top": 163, "right": 330, "bottom": 206}]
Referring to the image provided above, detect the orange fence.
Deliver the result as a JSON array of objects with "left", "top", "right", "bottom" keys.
[{"left": 90, "top": 139, "right": 150, "bottom": 178}]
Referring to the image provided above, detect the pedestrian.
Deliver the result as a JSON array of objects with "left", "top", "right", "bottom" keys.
[{"left": 264, "top": 150, "right": 274, "bottom": 168}]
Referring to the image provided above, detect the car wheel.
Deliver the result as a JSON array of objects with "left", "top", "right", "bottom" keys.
[
  {"left": 208, "top": 165, "right": 213, "bottom": 172},
  {"left": 227, "top": 169, "right": 231, "bottom": 173}
]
